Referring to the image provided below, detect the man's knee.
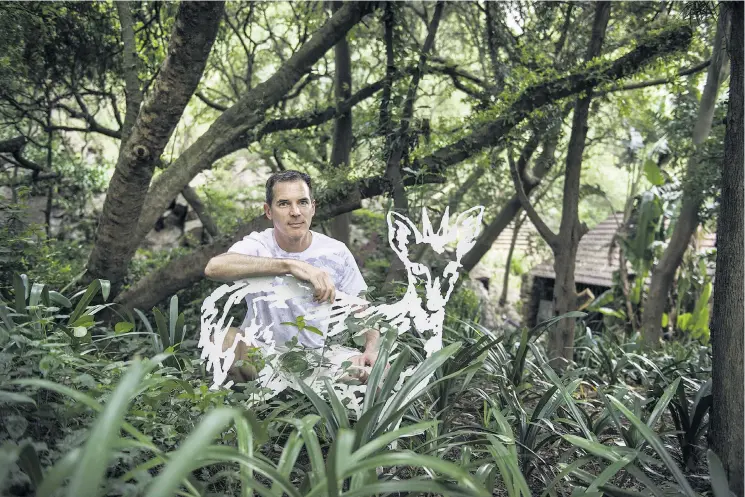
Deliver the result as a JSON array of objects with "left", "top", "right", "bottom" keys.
[{"left": 222, "top": 327, "right": 258, "bottom": 382}]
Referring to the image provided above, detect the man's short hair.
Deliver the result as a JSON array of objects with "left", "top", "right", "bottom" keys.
[{"left": 265, "top": 170, "right": 312, "bottom": 205}]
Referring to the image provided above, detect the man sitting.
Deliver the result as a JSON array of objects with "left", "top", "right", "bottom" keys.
[{"left": 204, "top": 170, "right": 381, "bottom": 384}]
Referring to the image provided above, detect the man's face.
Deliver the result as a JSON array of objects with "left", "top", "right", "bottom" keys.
[{"left": 264, "top": 180, "right": 315, "bottom": 241}]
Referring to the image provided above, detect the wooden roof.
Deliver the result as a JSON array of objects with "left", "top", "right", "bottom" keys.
[
  {"left": 529, "top": 212, "right": 717, "bottom": 287},
  {"left": 530, "top": 213, "right": 625, "bottom": 287}
]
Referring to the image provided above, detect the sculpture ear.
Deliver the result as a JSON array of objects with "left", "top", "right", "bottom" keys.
[
  {"left": 387, "top": 210, "right": 422, "bottom": 264},
  {"left": 454, "top": 206, "right": 485, "bottom": 261}
]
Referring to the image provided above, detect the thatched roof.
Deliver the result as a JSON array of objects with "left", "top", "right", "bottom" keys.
[{"left": 529, "top": 212, "right": 717, "bottom": 288}]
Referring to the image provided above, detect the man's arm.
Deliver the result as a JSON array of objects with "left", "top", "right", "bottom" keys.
[
  {"left": 363, "top": 327, "right": 381, "bottom": 352},
  {"left": 204, "top": 253, "right": 337, "bottom": 303},
  {"left": 204, "top": 253, "right": 292, "bottom": 282}
]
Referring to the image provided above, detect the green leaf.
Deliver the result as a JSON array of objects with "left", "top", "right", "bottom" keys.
[
  {"left": 706, "top": 449, "right": 733, "bottom": 497},
  {"left": 13, "top": 273, "right": 27, "bottom": 314},
  {"left": 115, "top": 322, "right": 135, "bottom": 334},
  {"left": 563, "top": 435, "right": 625, "bottom": 462},
  {"left": 17, "top": 441, "right": 44, "bottom": 490},
  {"left": 29, "top": 283, "right": 45, "bottom": 308},
  {"left": 599, "top": 307, "right": 626, "bottom": 319},
  {"left": 607, "top": 395, "right": 697, "bottom": 496},
  {"left": 70, "top": 314, "right": 94, "bottom": 328},
  {"left": 234, "top": 413, "right": 254, "bottom": 497},
  {"left": 324, "top": 379, "right": 350, "bottom": 431},
  {"left": 537, "top": 349, "right": 593, "bottom": 440},
  {"left": 677, "top": 313, "right": 693, "bottom": 332},
  {"left": 281, "top": 351, "right": 309, "bottom": 373},
  {"left": 643, "top": 159, "right": 665, "bottom": 186},
  {"left": 68, "top": 279, "right": 104, "bottom": 326},
  {"left": 304, "top": 325, "right": 323, "bottom": 336},
  {"left": 48, "top": 291, "right": 72, "bottom": 308},
  {"left": 99, "top": 280, "right": 110, "bottom": 302},
  {"left": 153, "top": 308, "right": 170, "bottom": 349},
  {"left": 168, "top": 295, "right": 178, "bottom": 347},
  {"left": 644, "top": 377, "right": 680, "bottom": 438},
  {"left": 0, "top": 390, "right": 36, "bottom": 406},
  {"left": 202, "top": 445, "right": 303, "bottom": 497}
]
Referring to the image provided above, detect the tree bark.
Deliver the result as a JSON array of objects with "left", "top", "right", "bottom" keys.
[
  {"left": 115, "top": 1, "right": 143, "bottom": 144},
  {"left": 384, "top": 1, "right": 445, "bottom": 286},
  {"left": 86, "top": 1, "right": 225, "bottom": 291},
  {"left": 711, "top": 2, "right": 744, "bottom": 494},
  {"left": 328, "top": 1, "right": 354, "bottom": 245},
  {"left": 379, "top": 1, "right": 395, "bottom": 144},
  {"left": 181, "top": 185, "right": 219, "bottom": 238},
  {"left": 499, "top": 214, "right": 525, "bottom": 307},
  {"left": 135, "top": 2, "right": 377, "bottom": 247},
  {"left": 549, "top": 1, "right": 610, "bottom": 367},
  {"left": 640, "top": 9, "right": 730, "bottom": 346}
]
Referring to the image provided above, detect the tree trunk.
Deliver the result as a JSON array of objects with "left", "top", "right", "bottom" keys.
[
  {"left": 711, "top": 2, "right": 744, "bottom": 494},
  {"left": 640, "top": 9, "right": 730, "bottom": 346},
  {"left": 384, "top": 2, "right": 444, "bottom": 286},
  {"left": 549, "top": 1, "right": 610, "bottom": 367},
  {"left": 499, "top": 215, "right": 524, "bottom": 307},
  {"left": 136, "top": 3, "right": 377, "bottom": 246},
  {"left": 618, "top": 245, "right": 637, "bottom": 333},
  {"left": 86, "top": 1, "right": 225, "bottom": 291},
  {"left": 328, "top": 1, "right": 354, "bottom": 245},
  {"left": 117, "top": 216, "right": 272, "bottom": 311}
]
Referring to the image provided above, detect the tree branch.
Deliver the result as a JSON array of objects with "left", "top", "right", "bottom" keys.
[
  {"left": 0, "top": 136, "right": 27, "bottom": 154},
  {"left": 413, "top": 24, "right": 694, "bottom": 176},
  {"left": 0, "top": 136, "right": 46, "bottom": 172},
  {"left": 116, "top": 1, "right": 144, "bottom": 144},
  {"left": 256, "top": 76, "right": 389, "bottom": 140},
  {"left": 195, "top": 91, "right": 229, "bottom": 112},
  {"left": 428, "top": 56, "right": 495, "bottom": 91},
  {"left": 596, "top": 59, "right": 711, "bottom": 97},
  {"left": 508, "top": 150, "right": 558, "bottom": 249},
  {"left": 181, "top": 185, "right": 220, "bottom": 238},
  {"left": 53, "top": 102, "right": 122, "bottom": 139}
]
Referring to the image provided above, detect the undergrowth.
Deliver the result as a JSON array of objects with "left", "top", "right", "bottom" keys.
[{"left": 0, "top": 275, "right": 730, "bottom": 497}]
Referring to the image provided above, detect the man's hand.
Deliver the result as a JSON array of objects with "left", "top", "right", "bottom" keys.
[
  {"left": 346, "top": 328, "right": 385, "bottom": 384},
  {"left": 288, "top": 260, "right": 336, "bottom": 303}
]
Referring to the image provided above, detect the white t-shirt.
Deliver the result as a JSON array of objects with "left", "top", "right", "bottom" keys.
[{"left": 227, "top": 228, "right": 368, "bottom": 349}]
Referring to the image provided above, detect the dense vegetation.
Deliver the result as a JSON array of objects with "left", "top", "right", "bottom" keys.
[{"left": 0, "top": 1, "right": 742, "bottom": 496}]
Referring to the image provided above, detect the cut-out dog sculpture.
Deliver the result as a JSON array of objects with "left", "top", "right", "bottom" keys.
[{"left": 200, "top": 206, "right": 484, "bottom": 416}]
